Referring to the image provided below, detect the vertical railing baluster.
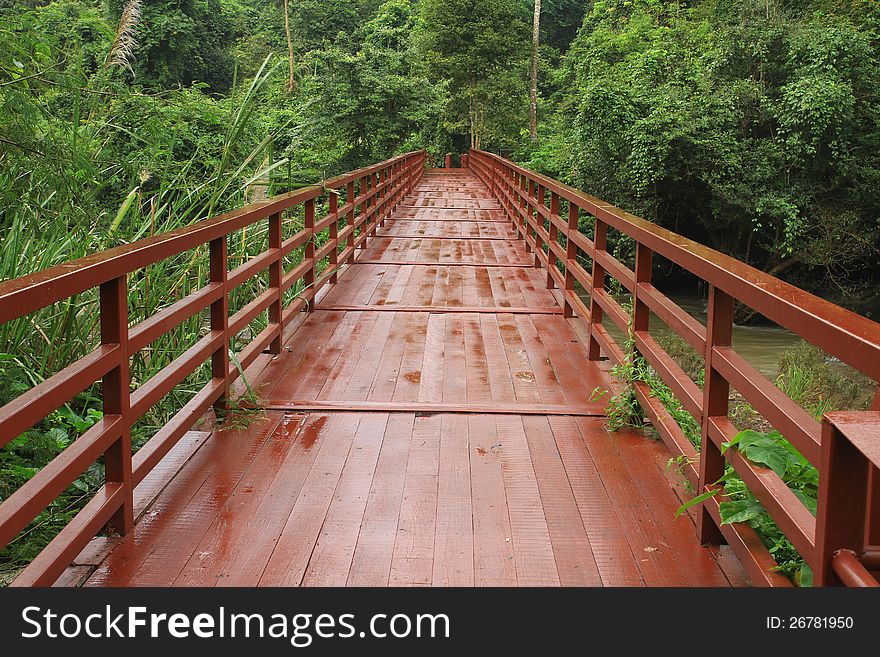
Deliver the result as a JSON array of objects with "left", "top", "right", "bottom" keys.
[
  {"left": 268, "top": 211, "right": 283, "bottom": 354},
  {"left": 100, "top": 275, "right": 133, "bottom": 535},
  {"left": 587, "top": 219, "right": 607, "bottom": 360},
  {"left": 329, "top": 191, "right": 339, "bottom": 284},
  {"left": 563, "top": 202, "right": 578, "bottom": 318},
  {"left": 305, "top": 197, "right": 316, "bottom": 311},
  {"left": 210, "top": 237, "right": 229, "bottom": 407},
  {"left": 547, "top": 191, "right": 559, "bottom": 287},
  {"left": 698, "top": 285, "right": 733, "bottom": 544}
]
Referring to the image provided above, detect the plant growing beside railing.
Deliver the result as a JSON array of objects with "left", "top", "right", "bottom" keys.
[{"left": 593, "top": 308, "right": 818, "bottom": 585}]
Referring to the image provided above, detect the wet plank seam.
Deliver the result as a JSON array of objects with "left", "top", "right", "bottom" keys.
[
  {"left": 314, "top": 305, "right": 563, "bottom": 315},
  {"left": 264, "top": 401, "right": 604, "bottom": 416}
]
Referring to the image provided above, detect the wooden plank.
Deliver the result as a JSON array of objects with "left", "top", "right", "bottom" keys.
[
  {"left": 521, "top": 415, "right": 602, "bottom": 585},
  {"left": 173, "top": 414, "right": 307, "bottom": 585},
  {"left": 347, "top": 413, "right": 415, "bottom": 586},
  {"left": 479, "top": 314, "right": 517, "bottom": 404},
  {"left": 574, "top": 416, "right": 706, "bottom": 586},
  {"left": 442, "top": 314, "right": 468, "bottom": 404},
  {"left": 514, "top": 314, "right": 567, "bottom": 405},
  {"left": 302, "top": 413, "right": 388, "bottom": 585},
  {"left": 258, "top": 413, "right": 362, "bottom": 586},
  {"left": 85, "top": 412, "right": 284, "bottom": 586},
  {"left": 468, "top": 415, "right": 517, "bottom": 585},
  {"left": 367, "top": 312, "right": 413, "bottom": 402},
  {"left": 495, "top": 415, "right": 560, "bottom": 585},
  {"left": 278, "top": 311, "right": 363, "bottom": 401},
  {"left": 548, "top": 415, "right": 644, "bottom": 586},
  {"left": 315, "top": 311, "right": 380, "bottom": 401},
  {"left": 203, "top": 413, "right": 323, "bottom": 586},
  {"left": 497, "top": 313, "right": 542, "bottom": 404},
  {"left": 463, "top": 314, "right": 492, "bottom": 403},
  {"left": 419, "top": 314, "right": 446, "bottom": 403},
  {"left": 389, "top": 413, "right": 440, "bottom": 585},
  {"left": 340, "top": 312, "right": 395, "bottom": 401},
  {"left": 433, "top": 414, "right": 474, "bottom": 585},
  {"left": 392, "top": 312, "right": 429, "bottom": 402}
]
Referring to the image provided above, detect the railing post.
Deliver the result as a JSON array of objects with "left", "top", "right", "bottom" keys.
[
  {"left": 100, "top": 275, "right": 133, "bottom": 535},
  {"left": 379, "top": 167, "right": 387, "bottom": 227},
  {"left": 210, "top": 237, "right": 230, "bottom": 408},
  {"left": 359, "top": 175, "right": 368, "bottom": 248},
  {"left": 305, "top": 197, "right": 316, "bottom": 310},
  {"left": 633, "top": 243, "right": 652, "bottom": 334},
  {"left": 587, "top": 219, "right": 607, "bottom": 360},
  {"left": 698, "top": 285, "right": 733, "bottom": 545},
  {"left": 563, "top": 202, "right": 578, "bottom": 318},
  {"left": 533, "top": 183, "right": 544, "bottom": 268},
  {"left": 547, "top": 192, "right": 559, "bottom": 288},
  {"left": 521, "top": 177, "right": 531, "bottom": 253},
  {"left": 815, "top": 417, "right": 871, "bottom": 585},
  {"left": 445, "top": 153, "right": 451, "bottom": 169},
  {"left": 268, "top": 211, "right": 283, "bottom": 354},
  {"left": 489, "top": 155, "right": 497, "bottom": 201},
  {"left": 329, "top": 191, "right": 339, "bottom": 284},
  {"left": 346, "top": 181, "right": 355, "bottom": 265}
]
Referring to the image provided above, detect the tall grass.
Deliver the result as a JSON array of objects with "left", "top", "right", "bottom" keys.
[{"left": 0, "top": 54, "right": 309, "bottom": 581}]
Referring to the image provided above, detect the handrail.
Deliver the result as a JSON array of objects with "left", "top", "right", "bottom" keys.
[
  {"left": 0, "top": 149, "right": 426, "bottom": 586},
  {"left": 470, "top": 148, "right": 880, "bottom": 587}
]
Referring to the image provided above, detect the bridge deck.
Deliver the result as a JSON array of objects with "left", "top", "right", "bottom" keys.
[{"left": 81, "top": 170, "right": 744, "bottom": 587}]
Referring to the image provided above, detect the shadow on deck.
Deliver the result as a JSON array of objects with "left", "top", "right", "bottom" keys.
[{"left": 72, "top": 170, "right": 747, "bottom": 587}]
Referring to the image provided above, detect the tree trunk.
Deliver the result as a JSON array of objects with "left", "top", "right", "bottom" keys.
[
  {"left": 529, "top": 0, "right": 541, "bottom": 142},
  {"left": 283, "top": 0, "right": 296, "bottom": 94}
]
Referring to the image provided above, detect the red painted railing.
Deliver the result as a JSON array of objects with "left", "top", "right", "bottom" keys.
[
  {"left": 470, "top": 149, "right": 880, "bottom": 587},
  {"left": 0, "top": 150, "right": 426, "bottom": 586}
]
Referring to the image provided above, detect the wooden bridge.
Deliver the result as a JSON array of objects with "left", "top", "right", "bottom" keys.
[{"left": 1, "top": 150, "right": 879, "bottom": 587}]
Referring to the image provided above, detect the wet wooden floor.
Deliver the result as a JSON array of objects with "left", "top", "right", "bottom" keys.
[{"left": 81, "top": 170, "right": 746, "bottom": 587}]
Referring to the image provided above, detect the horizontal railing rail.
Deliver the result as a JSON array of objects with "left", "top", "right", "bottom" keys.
[
  {"left": 0, "top": 149, "right": 426, "bottom": 586},
  {"left": 470, "top": 148, "right": 880, "bottom": 587}
]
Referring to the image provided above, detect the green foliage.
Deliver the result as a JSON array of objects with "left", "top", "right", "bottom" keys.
[
  {"left": 546, "top": 0, "right": 880, "bottom": 310},
  {"left": 416, "top": 0, "right": 530, "bottom": 150},
  {"left": 297, "top": 0, "right": 445, "bottom": 172}
]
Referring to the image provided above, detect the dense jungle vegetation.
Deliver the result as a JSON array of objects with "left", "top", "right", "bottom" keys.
[{"left": 1, "top": 0, "right": 878, "bottom": 584}]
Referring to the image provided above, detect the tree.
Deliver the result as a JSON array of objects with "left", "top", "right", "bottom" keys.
[
  {"left": 282, "top": 0, "right": 295, "bottom": 93},
  {"left": 297, "top": 0, "right": 444, "bottom": 171},
  {"left": 529, "top": 0, "right": 541, "bottom": 141},
  {"left": 417, "top": 0, "right": 529, "bottom": 150}
]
